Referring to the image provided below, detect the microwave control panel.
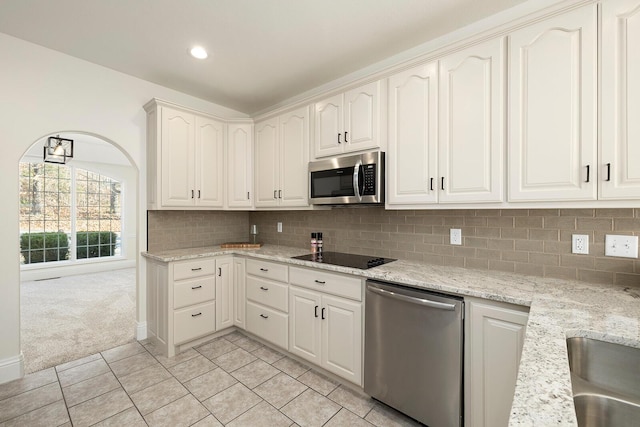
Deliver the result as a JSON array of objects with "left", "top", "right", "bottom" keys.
[{"left": 363, "top": 164, "right": 376, "bottom": 195}]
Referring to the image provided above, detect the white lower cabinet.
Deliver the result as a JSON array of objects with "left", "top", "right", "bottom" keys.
[
  {"left": 288, "top": 267, "right": 363, "bottom": 385},
  {"left": 233, "top": 257, "right": 246, "bottom": 329},
  {"left": 215, "top": 256, "right": 234, "bottom": 331},
  {"left": 465, "top": 298, "right": 529, "bottom": 427}
]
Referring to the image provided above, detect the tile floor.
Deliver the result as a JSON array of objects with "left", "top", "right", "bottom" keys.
[{"left": 0, "top": 330, "right": 422, "bottom": 426}]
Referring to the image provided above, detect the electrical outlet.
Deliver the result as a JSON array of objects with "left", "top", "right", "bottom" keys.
[
  {"left": 450, "top": 229, "right": 462, "bottom": 245},
  {"left": 277, "top": 222, "right": 283, "bottom": 233},
  {"left": 571, "top": 234, "right": 589, "bottom": 255},
  {"left": 605, "top": 235, "right": 638, "bottom": 258}
]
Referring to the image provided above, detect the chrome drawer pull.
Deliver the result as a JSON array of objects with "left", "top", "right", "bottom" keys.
[
  {"left": 191, "top": 285, "right": 202, "bottom": 290},
  {"left": 260, "top": 314, "right": 269, "bottom": 319},
  {"left": 260, "top": 268, "right": 268, "bottom": 272},
  {"left": 191, "top": 267, "right": 202, "bottom": 271},
  {"left": 260, "top": 286, "right": 269, "bottom": 291},
  {"left": 315, "top": 280, "right": 326, "bottom": 284},
  {"left": 191, "top": 312, "right": 202, "bottom": 317}
]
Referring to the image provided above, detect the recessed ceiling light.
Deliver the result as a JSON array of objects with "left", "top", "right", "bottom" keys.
[{"left": 189, "top": 46, "right": 208, "bottom": 59}]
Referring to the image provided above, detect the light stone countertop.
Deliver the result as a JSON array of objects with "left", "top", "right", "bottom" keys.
[{"left": 142, "top": 244, "right": 640, "bottom": 426}]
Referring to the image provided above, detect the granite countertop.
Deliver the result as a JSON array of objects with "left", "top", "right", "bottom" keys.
[{"left": 142, "top": 245, "right": 640, "bottom": 426}]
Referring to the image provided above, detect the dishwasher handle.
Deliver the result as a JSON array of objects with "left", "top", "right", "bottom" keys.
[{"left": 368, "top": 284, "right": 456, "bottom": 311}]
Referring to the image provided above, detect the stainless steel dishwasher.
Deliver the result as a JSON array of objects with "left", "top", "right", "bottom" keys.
[{"left": 364, "top": 279, "right": 464, "bottom": 427}]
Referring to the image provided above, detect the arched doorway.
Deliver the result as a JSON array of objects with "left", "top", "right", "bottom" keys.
[{"left": 18, "top": 132, "right": 139, "bottom": 373}]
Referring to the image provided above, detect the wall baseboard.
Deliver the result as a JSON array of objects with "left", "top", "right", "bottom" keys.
[
  {"left": 136, "top": 321, "right": 148, "bottom": 341},
  {"left": 20, "top": 259, "right": 136, "bottom": 282},
  {"left": 0, "top": 353, "right": 24, "bottom": 385}
]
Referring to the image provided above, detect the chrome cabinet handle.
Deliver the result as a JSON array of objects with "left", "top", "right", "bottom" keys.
[
  {"left": 260, "top": 286, "right": 269, "bottom": 291},
  {"left": 314, "top": 280, "right": 325, "bottom": 284},
  {"left": 191, "top": 285, "right": 202, "bottom": 290},
  {"left": 191, "top": 312, "right": 202, "bottom": 317},
  {"left": 259, "top": 268, "right": 268, "bottom": 272},
  {"left": 191, "top": 267, "right": 202, "bottom": 271},
  {"left": 260, "top": 314, "right": 269, "bottom": 319}
]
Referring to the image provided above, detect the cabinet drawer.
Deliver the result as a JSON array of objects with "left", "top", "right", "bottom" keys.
[
  {"left": 246, "top": 259, "right": 288, "bottom": 282},
  {"left": 289, "top": 267, "right": 362, "bottom": 301},
  {"left": 246, "top": 277, "right": 288, "bottom": 313},
  {"left": 173, "top": 258, "right": 217, "bottom": 280},
  {"left": 173, "top": 301, "right": 216, "bottom": 345},
  {"left": 246, "top": 301, "right": 288, "bottom": 349},
  {"left": 174, "top": 276, "right": 215, "bottom": 309}
]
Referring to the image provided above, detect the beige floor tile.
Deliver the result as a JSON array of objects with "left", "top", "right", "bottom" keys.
[
  {"left": 220, "top": 330, "right": 245, "bottom": 342},
  {"left": 101, "top": 341, "right": 146, "bottom": 363},
  {"left": 55, "top": 353, "right": 102, "bottom": 373},
  {"left": 227, "top": 401, "right": 293, "bottom": 427},
  {"left": 253, "top": 373, "right": 308, "bottom": 409},
  {"left": 0, "top": 399, "right": 69, "bottom": 427},
  {"left": 191, "top": 414, "right": 223, "bottom": 426},
  {"left": 364, "top": 403, "right": 423, "bottom": 427},
  {"left": 281, "top": 389, "right": 341, "bottom": 427},
  {"left": 327, "top": 385, "right": 375, "bottom": 418},
  {"left": 252, "top": 345, "right": 285, "bottom": 364},
  {"left": 203, "top": 382, "right": 262, "bottom": 424},
  {"left": 233, "top": 336, "right": 264, "bottom": 352},
  {"left": 168, "top": 354, "right": 217, "bottom": 383},
  {"left": 144, "top": 394, "right": 210, "bottom": 427},
  {"left": 57, "top": 358, "right": 110, "bottom": 387},
  {"left": 0, "top": 367, "right": 58, "bottom": 401},
  {"left": 130, "top": 377, "right": 188, "bottom": 415},
  {"left": 68, "top": 388, "right": 133, "bottom": 427},
  {"left": 196, "top": 337, "right": 239, "bottom": 360},
  {"left": 213, "top": 348, "right": 257, "bottom": 372},
  {"left": 0, "top": 382, "right": 63, "bottom": 423},
  {"left": 231, "top": 359, "right": 279, "bottom": 389},
  {"left": 93, "top": 407, "right": 147, "bottom": 427},
  {"left": 109, "top": 352, "right": 158, "bottom": 378},
  {"left": 272, "top": 357, "right": 309, "bottom": 378},
  {"left": 153, "top": 348, "right": 200, "bottom": 368},
  {"left": 325, "top": 408, "right": 374, "bottom": 427},
  {"left": 62, "top": 371, "right": 120, "bottom": 407},
  {"left": 297, "top": 370, "right": 339, "bottom": 396},
  {"left": 118, "top": 363, "right": 172, "bottom": 395},
  {"left": 184, "top": 367, "right": 238, "bottom": 401}
]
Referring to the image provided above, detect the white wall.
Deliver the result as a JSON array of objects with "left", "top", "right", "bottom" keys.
[{"left": 0, "top": 32, "right": 248, "bottom": 383}]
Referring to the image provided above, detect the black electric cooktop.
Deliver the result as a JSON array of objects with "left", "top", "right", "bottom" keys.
[{"left": 292, "top": 251, "right": 396, "bottom": 270}]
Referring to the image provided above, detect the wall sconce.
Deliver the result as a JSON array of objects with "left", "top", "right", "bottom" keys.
[{"left": 43, "top": 135, "right": 74, "bottom": 164}]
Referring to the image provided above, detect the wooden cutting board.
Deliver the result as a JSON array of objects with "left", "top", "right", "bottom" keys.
[{"left": 220, "top": 242, "right": 263, "bottom": 249}]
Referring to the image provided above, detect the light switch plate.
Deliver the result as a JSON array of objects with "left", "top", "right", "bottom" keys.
[
  {"left": 277, "top": 222, "right": 283, "bottom": 233},
  {"left": 605, "top": 235, "right": 638, "bottom": 258},
  {"left": 450, "top": 229, "right": 462, "bottom": 245},
  {"left": 571, "top": 234, "right": 589, "bottom": 255}
]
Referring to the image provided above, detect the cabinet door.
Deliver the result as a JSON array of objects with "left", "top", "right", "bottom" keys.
[
  {"left": 314, "top": 93, "right": 344, "bottom": 158},
  {"left": 227, "top": 123, "right": 253, "bottom": 208},
  {"left": 321, "top": 295, "right": 362, "bottom": 385},
  {"left": 289, "top": 287, "right": 322, "bottom": 365},
  {"left": 387, "top": 63, "right": 439, "bottom": 205},
  {"left": 161, "top": 107, "right": 195, "bottom": 207},
  {"left": 233, "top": 257, "right": 246, "bottom": 329},
  {"left": 440, "top": 38, "right": 505, "bottom": 203},
  {"left": 215, "top": 257, "right": 234, "bottom": 331},
  {"left": 601, "top": 0, "right": 640, "bottom": 199},
  {"left": 468, "top": 301, "right": 528, "bottom": 427},
  {"left": 254, "top": 118, "right": 280, "bottom": 207},
  {"left": 344, "top": 81, "right": 381, "bottom": 153},
  {"left": 195, "top": 116, "right": 224, "bottom": 207},
  {"left": 508, "top": 5, "right": 597, "bottom": 201},
  {"left": 280, "top": 106, "right": 309, "bottom": 207}
]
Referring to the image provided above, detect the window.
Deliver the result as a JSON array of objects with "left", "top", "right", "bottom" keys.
[{"left": 19, "top": 162, "right": 122, "bottom": 265}]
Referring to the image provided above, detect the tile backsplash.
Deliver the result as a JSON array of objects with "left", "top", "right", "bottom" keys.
[{"left": 248, "top": 208, "right": 640, "bottom": 287}]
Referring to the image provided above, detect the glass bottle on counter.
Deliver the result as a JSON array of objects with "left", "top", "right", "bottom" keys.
[
  {"left": 311, "top": 232, "right": 317, "bottom": 254},
  {"left": 317, "top": 232, "right": 323, "bottom": 255}
]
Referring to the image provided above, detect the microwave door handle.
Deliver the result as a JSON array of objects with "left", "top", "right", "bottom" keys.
[{"left": 353, "top": 159, "right": 363, "bottom": 202}]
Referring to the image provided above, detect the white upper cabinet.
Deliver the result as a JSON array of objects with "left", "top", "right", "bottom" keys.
[
  {"left": 387, "top": 62, "right": 439, "bottom": 205},
  {"left": 600, "top": 0, "right": 640, "bottom": 199},
  {"left": 160, "top": 107, "right": 195, "bottom": 207},
  {"left": 314, "top": 81, "right": 383, "bottom": 159},
  {"left": 195, "top": 116, "right": 225, "bottom": 207},
  {"left": 439, "top": 38, "right": 505, "bottom": 203},
  {"left": 255, "top": 106, "right": 310, "bottom": 208},
  {"left": 227, "top": 122, "right": 254, "bottom": 208},
  {"left": 508, "top": 5, "right": 597, "bottom": 202}
]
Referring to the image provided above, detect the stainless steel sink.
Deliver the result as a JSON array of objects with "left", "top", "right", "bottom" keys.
[{"left": 567, "top": 337, "right": 640, "bottom": 427}]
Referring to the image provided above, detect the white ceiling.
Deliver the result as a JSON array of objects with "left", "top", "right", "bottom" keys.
[{"left": 0, "top": 0, "right": 526, "bottom": 115}]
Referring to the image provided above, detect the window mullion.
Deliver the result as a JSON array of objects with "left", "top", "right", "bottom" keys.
[{"left": 70, "top": 165, "right": 77, "bottom": 262}]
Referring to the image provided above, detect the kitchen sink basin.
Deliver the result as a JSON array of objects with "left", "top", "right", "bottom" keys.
[{"left": 567, "top": 337, "right": 640, "bottom": 427}]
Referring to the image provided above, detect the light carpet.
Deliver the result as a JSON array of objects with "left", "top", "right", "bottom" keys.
[{"left": 20, "top": 267, "right": 136, "bottom": 374}]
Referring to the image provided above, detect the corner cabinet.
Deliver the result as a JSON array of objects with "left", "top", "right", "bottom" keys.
[
  {"left": 226, "top": 122, "right": 254, "bottom": 208},
  {"left": 465, "top": 298, "right": 529, "bottom": 427},
  {"left": 145, "top": 99, "right": 225, "bottom": 209},
  {"left": 314, "top": 80, "right": 385, "bottom": 159},
  {"left": 508, "top": 5, "right": 598, "bottom": 202},
  {"left": 254, "top": 106, "right": 309, "bottom": 208}
]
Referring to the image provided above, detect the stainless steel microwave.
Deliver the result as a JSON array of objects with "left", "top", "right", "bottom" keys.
[{"left": 309, "top": 151, "right": 385, "bottom": 205}]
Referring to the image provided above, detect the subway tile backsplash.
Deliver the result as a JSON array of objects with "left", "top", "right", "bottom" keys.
[{"left": 146, "top": 208, "right": 639, "bottom": 287}]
